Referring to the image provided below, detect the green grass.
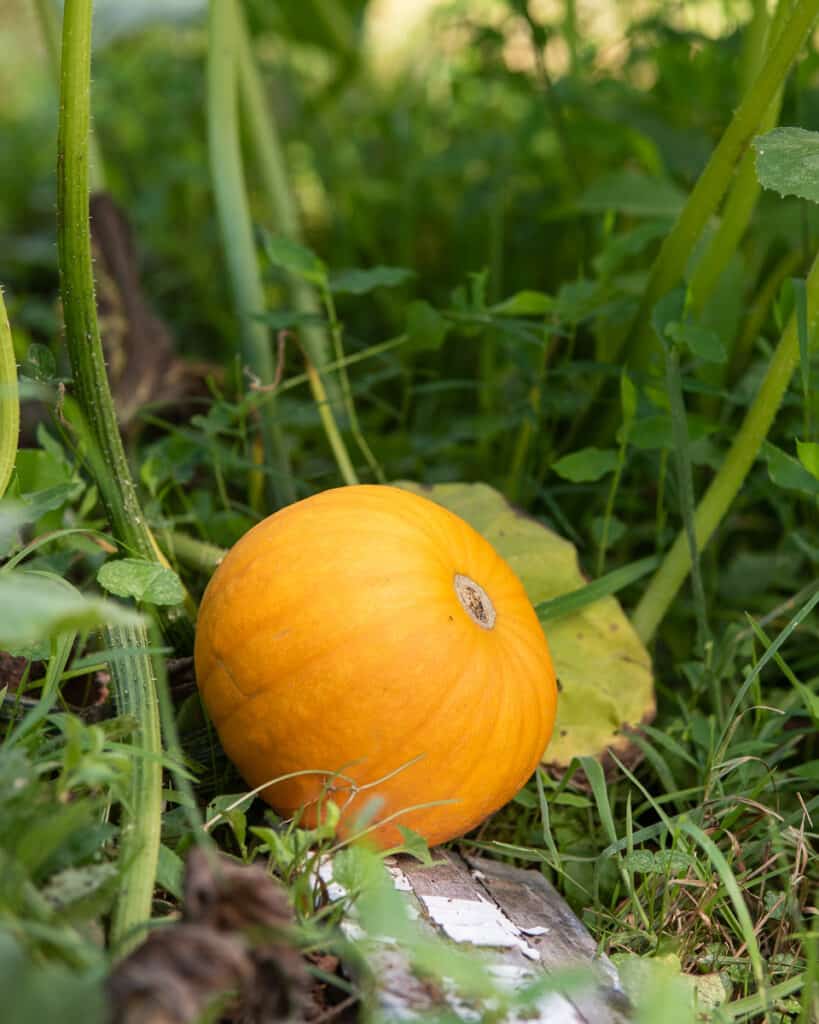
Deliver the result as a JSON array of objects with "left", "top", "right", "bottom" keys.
[{"left": 1, "top": 0, "right": 818, "bottom": 1021}]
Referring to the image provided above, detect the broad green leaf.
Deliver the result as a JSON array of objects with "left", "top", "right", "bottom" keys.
[
  {"left": 489, "top": 291, "right": 553, "bottom": 317},
  {"left": 797, "top": 439, "right": 819, "bottom": 479},
  {"left": 0, "top": 570, "right": 142, "bottom": 648},
  {"left": 261, "top": 234, "right": 326, "bottom": 285},
  {"left": 763, "top": 441, "right": 819, "bottom": 495},
  {"left": 97, "top": 558, "right": 185, "bottom": 606},
  {"left": 405, "top": 300, "right": 451, "bottom": 353},
  {"left": 665, "top": 321, "right": 727, "bottom": 364},
  {"left": 328, "top": 266, "right": 414, "bottom": 295},
  {"left": 396, "top": 481, "right": 655, "bottom": 768},
  {"left": 753, "top": 127, "right": 819, "bottom": 204},
  {"left": 552, "top": 447, "right": 619, "bottom": 482}
]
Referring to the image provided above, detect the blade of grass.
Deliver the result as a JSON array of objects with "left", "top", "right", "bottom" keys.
[
  {"left": 632, "top": 247, "right": 819, "bottom": 643},
  {"left": 535, "top": 555, "right": 658, "bottom": 622},
  {"left": 678, "top": 820, "right": 768, "bottom": 1010},
  {"left": 0, "top": 287, "right": 19, "bottom": 500},
  {"left": 206, "top": 0, "right": 294, "bottom": 506},
  {"left": 580, "top": 755, "right": 651, "bottom": 931}
]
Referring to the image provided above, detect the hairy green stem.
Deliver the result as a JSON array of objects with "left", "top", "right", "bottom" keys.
[
  {"left": 58, "top": 0, "right": 176, "bottom": 948},
  {"left": 624, "top": 0, "right": 819, "bottom": 369},
  {"left": 57, "top": 0, "right": 192, "bottom": 651},
  {"left": 107, "top": 622, "right": 163, "bottom": 954},
  {"left": 207, "top": 0, "right": 294, "bottom": 506},
  {"left": 0, "top": 288, "right": 19, "bottom": 499},
  {"left": 32, "top": 0, "right": 106, "bottom": 191},
  {"left": 633, "top": 248, "right": 819, "bottom": 643}
]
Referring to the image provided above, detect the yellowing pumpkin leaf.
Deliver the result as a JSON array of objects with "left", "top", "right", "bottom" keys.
[{"left": 396, "top": 480, "right": 655, "bottom": 769}]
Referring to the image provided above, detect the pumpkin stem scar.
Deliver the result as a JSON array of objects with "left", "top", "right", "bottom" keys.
[{"left": 453, "top": 573, "right": 496, "bottom": 630}]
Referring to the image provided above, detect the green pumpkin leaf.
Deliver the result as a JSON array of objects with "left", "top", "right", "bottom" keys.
[
  {"left": 753, "top": 127, "right": 819, "bottom": 204},
  {"left": 395, "top": 481, "right": 655, "bottom": 769},
  {"left": 97, "top": 558, "right": 185, "bottom": 606}
]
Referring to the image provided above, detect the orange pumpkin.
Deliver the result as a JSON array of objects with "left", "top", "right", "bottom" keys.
[{"left": 194, "top": 485, "right": 557, "bottom": 847}]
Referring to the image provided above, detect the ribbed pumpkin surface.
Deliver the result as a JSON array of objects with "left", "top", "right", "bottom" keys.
[{"left": 194, "top": 485, "right": 557, "bottom": 847}]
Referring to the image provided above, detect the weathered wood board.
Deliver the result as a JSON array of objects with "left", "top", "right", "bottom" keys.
[{"left": 341, "top": 850, "right": 632, "bottom": 1022}]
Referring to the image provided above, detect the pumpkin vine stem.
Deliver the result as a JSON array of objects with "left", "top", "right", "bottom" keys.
[
  {"left": 57, "top": 0, "right": 185, "bottom": 951},
  {"left": 56, "top": 0, "right": 193, "bottom": 651}
]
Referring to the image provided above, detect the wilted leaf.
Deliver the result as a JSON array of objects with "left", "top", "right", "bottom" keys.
[
  {"left": 552, "top": 447, "right": 619, "bottom": 482},
  {"left": 395, "top": 481, "right": 655, "bottom": 768},
  {"left": 0, "top": 570, "right": 142, "bottom": 648},
  {"left": 97, "top": 558, "right": 185, "bottom": 606},
  {"left": 754, "top": 127, "right": 819, "bottom": 204},
  {"left": 328, "top": 266, "right": 414, "bottom": 295}
]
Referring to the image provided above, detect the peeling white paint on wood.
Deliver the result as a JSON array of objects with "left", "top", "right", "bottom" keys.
[{"left": 419, "top": 893, "right": 541, "bottom": 960}]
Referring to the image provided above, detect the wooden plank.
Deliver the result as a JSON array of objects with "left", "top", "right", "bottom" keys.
[{"left": 348, "top": 851, "right": 633, "bottom": 1023}]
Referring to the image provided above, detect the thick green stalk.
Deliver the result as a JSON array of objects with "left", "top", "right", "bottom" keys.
[
  {"left": 56, "top": 0, "right": 192, "bottom": 651},
  {"left": 232, "top": 2, "right": 339, "bottom": 406},
  {"left": 107, "top": 623, "right": 162, "bottom": 955},
  {"left": 57, "top": 0, "right": 173, "bottom": 951},
  {"left": 207, "top": 0, "right": 294, "bottom": 506},
  {"left": 0, "top": 288, "right": 19, "bottom": 499},
  {"left": 624, "top": 0, "right": 819, "bottom": 369},
  {"left": 688, "top": 0, "right": 791, "bottom": 318},
  {"left": 633, "top": 249, "right": 819, "bottom": 643},
  {"left": 32, "top": 0, "right": 105, "bottom": 191}
]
